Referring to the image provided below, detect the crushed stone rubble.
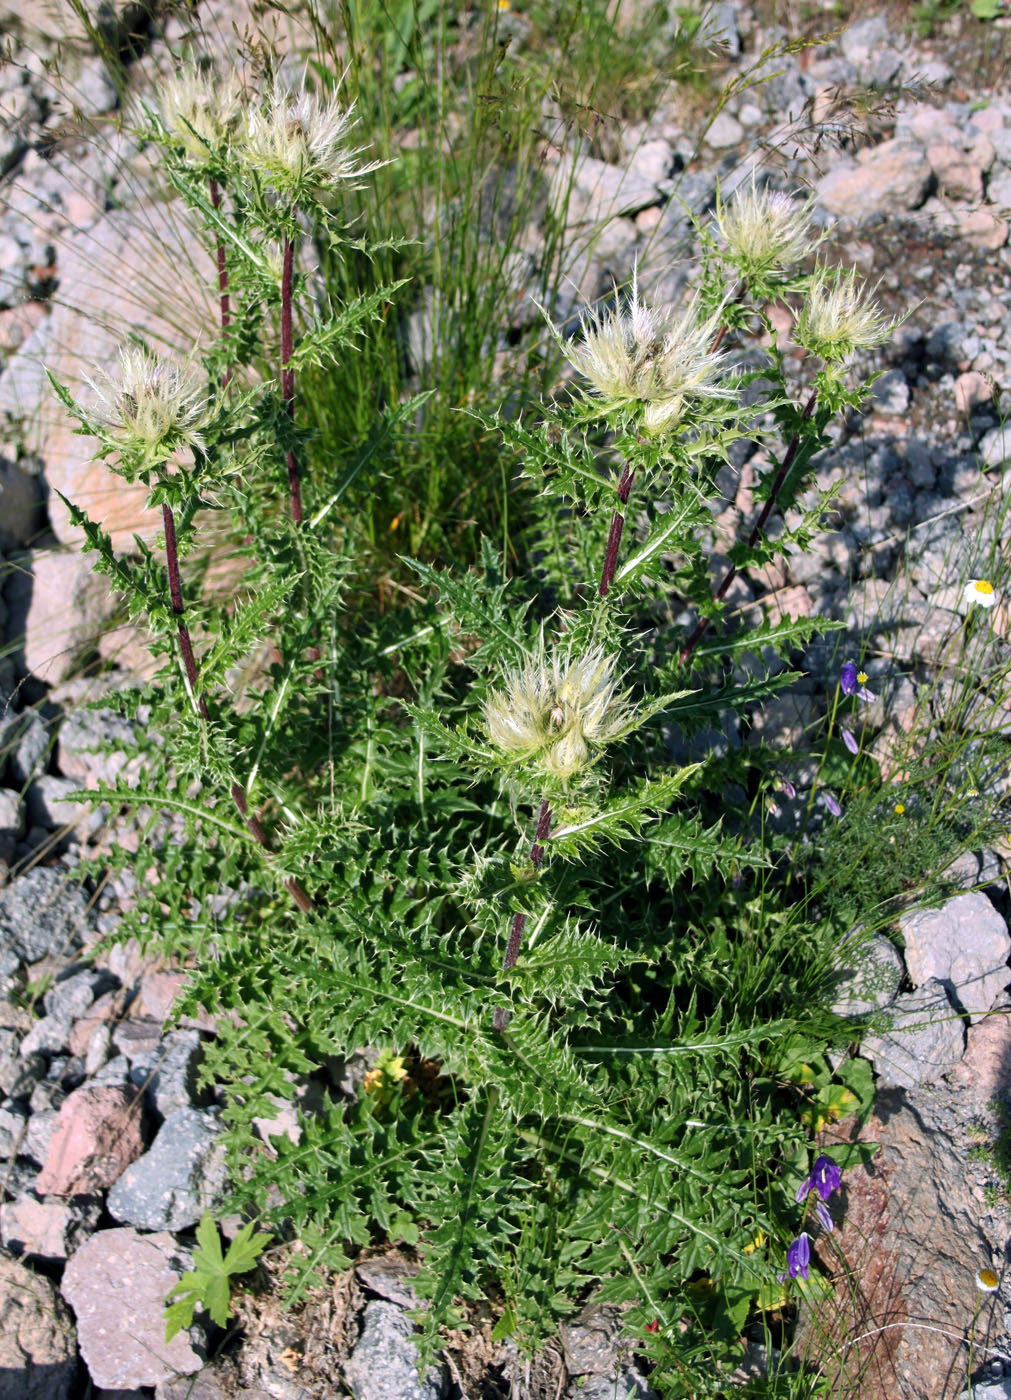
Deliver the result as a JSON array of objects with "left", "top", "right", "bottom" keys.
[{"left": 0, "top": 0, "right": 1010, "bottom": 1395}]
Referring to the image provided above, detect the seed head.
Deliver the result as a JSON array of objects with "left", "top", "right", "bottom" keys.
[
  {"left": 795, "top": 267, "right": 894, "bottom": 363},
  {"left": 484, "top": 646, "right": 633, "bottom": 782},
  {"left": 551, "top": 270, "right": 735, "bottom": 435},
  {"left": 85, "top": 346, "right": 210, "bottom": 456},
  {"left": 240, "top": 80, "right": 383, "bottom": 199},
  {"left": 157, "top": 66, "right": 242, "bottom": 162},
  {"left": 716, "top": 181, "right": 815, "bottom": 279}
]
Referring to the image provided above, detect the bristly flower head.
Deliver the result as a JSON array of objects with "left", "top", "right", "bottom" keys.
[
  {"left": 240, "top": 78, "right": 383, "bottom": 200},
  {"left": 547, "top": 269, "right": 735, "bottom": 436},
  {"left": 716, "top": 181, "right": 816, "bottom": 281},
  {"left": 795, "top": 266, "right": 894, "bottom": 363},
  {"left": 85, "top": 346, "right": 210, "bottom": 458},
  {"left": 157, "top": 66, "right": 242, "bottom": 163},
  {"left": 484, "top": 645, "right": 634, "bottom": 782}
]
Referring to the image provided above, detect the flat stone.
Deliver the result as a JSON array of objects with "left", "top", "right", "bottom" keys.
[
  {"left": 0, "top": 788, "right": 24, "bottom": 840},
  {"left": 5, "top": 547, "right": 118, "bottom": 684},
  {"left": 62, "top": 1227, "right": 203, "bottom": 1390},
  {"left": 0, "top": 1195, "right": 88, "bottom": 1261},
  {"left": 35, "top": 1083, "right": 144, "bottom": 1196},
  {"left": 0, "top": 866, "right": 91, "bottom": 964},
  {"left": 107, "top": 1107, "right": 226, "bottom": 1231},
  {"left": 705, "top": 111, "right": 744, "bottom": 148},
  {"left": 927, "top": 142, "right": 984, "bottom": 202},
  {"left": 959, "top": 207, "right": 1008, "bottom": 249},
  {"left": 979, "top": 422, "right": 1011, "bottom": 466},
  {"left": 861, "top": 979, "right": 965, "bottom": 1089},
  {"left": 0, "top": 1252, "right": 77, "bottom": 1400},
  {"left": 817, "top": 141, "right": 931, "bottom": 218},
  {"left": 899, "top": 892, "right": 1010, "bottom": 1020},
  {"left": 129, "top": 1029, "right": 205, "bottom": 1117},
  {"left": 560, "top": 1305, "right": 624, "bottom": 1375},
  {"left": 26, "top": 775, "right": 95, "bottom": 832},
  {"left": 869, "top": 368, "right": 909, "bottom": 415},
  {"left": 343, "top": 1301, "right": 446, "bottom": 1400},
  {"left": 954, "top": 370, "right": 994, "bottom": 413}
]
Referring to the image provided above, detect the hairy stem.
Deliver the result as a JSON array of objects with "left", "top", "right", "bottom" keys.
[
  {"left": 281, "top": 234, "right": 302, "bottom": 524},
  {"left": 679, "top": 388, "right": 818, "bottom": 664},
  {"left": 598, "top": 461, "right": 637, "bottom": 599},
  {"left": 208, "top": 178, "right": 231, "bottom": 388},
  {"left": 493, "top": 800, "right": 552, "bottom": 1032}
]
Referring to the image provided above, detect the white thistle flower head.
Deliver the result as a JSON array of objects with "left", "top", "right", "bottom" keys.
[
  {"left": 964, "top": 578, "right": 998, "bottom": 610},
  {"left": 484, "top": 646, "right": 633, "bottom": 782},
  {"left": 85, "top": 346, "right": 210, "bottom": 455},
  {"left": 553, "top": 269, "right": 735, "bottom": 436},
  {"left": 240, "top": 79, "right": 383, "bottom": 199},
  {"left": 158, "top": 67, "right": 242, "bottom": 162},
  {"left": 794, "top": 266, "right": 894, "bottom": 363},
  {"left": 716, "top": 181, "right": 816, "bottom": 279}
]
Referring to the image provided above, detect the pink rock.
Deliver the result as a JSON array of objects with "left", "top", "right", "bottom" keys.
[
  {"left": 926, "top": 141, "right": 983, "bottom": 202},
  {"left": 954, "top": 369, "right": 995, "bottom": 413},
  {"left": 35, "top": 1085, "right": 144, "bottom": 1196},
  {"left": 971, "top": 105, "right": 1005, "bottom": 134},
  {"left": 817, "top": 141, "right": 931, "bottom": 218},
  {"left": 0, "top": 300, "right": 46, "bottom": 354},
  {"left": 959, "top": 207, "right": 1009, "bottom": 248},
  {"left": 62, "top": 1228, "right": 203, "bottom": 1389},
  {"left": 67, "top": 989, "right": 122, "bottom": 1058},
  {"left": 0, "top": 1196, "right": 76, "bottom": 1260},
  {"left": 0, "top": 1253, "right": 77, "bottom": 1400},
  {"left": 7, "top": 547, "right": 118, "bottom": 685},
  {"left": 138, "top": 970, "right": 215, "bottom": 1030}
]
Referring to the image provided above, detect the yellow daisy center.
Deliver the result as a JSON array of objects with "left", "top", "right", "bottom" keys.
[
  {"left": 857, "top": 671, "right": 869, "bottom": 684},
  {"left": 978, "top": 1268, "right": 999, "bottom": 1291},
  {"left": 975, "top": 580, "right": 994, "bottom": 595}
]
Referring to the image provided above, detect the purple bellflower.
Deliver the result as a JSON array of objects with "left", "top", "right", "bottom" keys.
[
  {"left": 782, "top": 1232, "right": 810, "bottom": 1281},
  {"left": 797, "top": 1154, "right": 842, "bottom": 1203},
  {"left": 822, "top": 791, "right": 842, "bottom": 818},
  {"left": 840, "top": 661, "right": 876, "bottom": 702},
  {"left": 841, "top": 726, "right": 858, "bottom": 756}
]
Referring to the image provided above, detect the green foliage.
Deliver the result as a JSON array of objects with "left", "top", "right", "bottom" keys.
[{"left": 165, "top": 1213, "right": 270, "bottom": 1339}]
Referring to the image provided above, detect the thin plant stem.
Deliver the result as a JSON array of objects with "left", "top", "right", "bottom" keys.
[
  {"left": 208, "top": 177, "right": 231, "bottom": 389},
  {"left": 230, "top": 783, "right": 315, "bottom": 913},
  {"left": 493, "top": 798, "right": 552, "bottom": 1032},
  {"left": 679, "top": 388, "right": 819, "bottom": 664},
  {"left": 281, "top": 234, "right": 303, "bottom": 524},
  {"left": 598, "top": 461, "right": 636, "bottom": 599}
]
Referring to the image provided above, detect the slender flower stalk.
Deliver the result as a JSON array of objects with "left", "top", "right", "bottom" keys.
[
  {"left": 680, "top": 388, "right": 818, "bottom": 663},
  {"left": 599, "top": 460, "right": 636, "bottom": 599},
  {"left": 208, "top": 178, "right": 232, "bottom": 389},
  {"left": 162, "top": 502, "right": 209, "bottom": 722},
  {"left": 493, "top": 799, "right": 552, "bottom": 1033},
  {"left": 280, "top": 235, "right": 301, "bottom": 523}
]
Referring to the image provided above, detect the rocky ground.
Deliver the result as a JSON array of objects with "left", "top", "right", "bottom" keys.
[{"left": 2, "top": 0, "right": 1011, "bottom": 1397}]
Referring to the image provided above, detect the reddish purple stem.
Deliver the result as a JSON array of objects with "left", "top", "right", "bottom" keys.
[
  {"left": 493, "top": 799, "right": 552, "bottom": 1032},
  {"left": 679, "top": 389, "right": 818, "bottom": 664},
  {"left": 598, "top": 462, "right": 637, "bottom": 599},
  {"left": 281, "top": 235, "right": 302, "bottom": 525}
]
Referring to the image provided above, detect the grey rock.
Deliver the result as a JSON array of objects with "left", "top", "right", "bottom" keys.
[
  {"left": 62, "top": 1228, "right": 203, "bottom": 1389},
  {"left": 869, "top": 368, "right": 909, "bottom": 415},
  {"left": 900, "top": 892, "right": 1010, "bottom": 1021},
  {"left": 6, "top": 708, "right": 50, "bottom": 785},
  {"left": 862, "top": 978, "right": 965, "bottom": 1089},
  {"left": 1, "top": 1192, "right": 100, "bottom": 1262},
  {"left": 107, "top": 1107, "right": 227, "bottom": 1231},
  {"left": 44, "top": 967, "right": 106, "bottom": 1022},
  {"left": 0, "top": 1251, "right": 77, "bottom": 1400},
  {"left": 704, "top": 1, "right": 739, "bottom": 54},
  {"left": 958, "top": 1379, "right": 1011, "bottom": 1399},
  {"left": 129, "top": 1029, "right": 205, "bottom": 1118},
  {"left": 0, "top": 314, "right": 52, "bottom": 420},
  {"left": 979, "top": 422, "right": 1011, "bottom": 466},
  {"left": 0, "top": 788, "right": 24, "bottom": 840},
  {"left": 561, "top": 1305, "right": 624, "bottom": 1375},
  {"left": 58, "top": 705, "right": 140, "bottom": 788},
  {"left": 565, "top": 1370, "right": 657, "bottom": 1400},
  {"left": 841, "top": 15, "right": 890, "bottom": 66},
  {"left": 559, "top": 152, "right": 664, "bottom": 224},
  {"left": 26, "top": 775, "right": 96, "bottom": 832},
  {"left": 705, "top": 111, "right": 744, "bottom": 149},
  {"left": 344, "top": 1301, "right": 447, "bottom": 1400},
  {"left": 0, "top": 1096, "right": 27, "bottom": 1157},
  {"left": 830, "top": 933, "right": 905, "bottom": 1018},
  {"left": 0, "top": 866, "right": 90, "bottom": 964},
  {"left": 357, "top": 1253, "right": 421, "bottom": 1309},
  {"left": 0, "top": 457, "right": 43, "bottom": 550},
  {"left": 927, "top": 320, "right": 973, "bottom": 369},
  {"left": 22, "top": 1106, "right": 58, "bottom": 1166},
  {"left": 19, "top": 1010, "right": 73, "bottom": 1058}
]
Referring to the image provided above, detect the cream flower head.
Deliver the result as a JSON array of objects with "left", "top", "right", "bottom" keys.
[
  {"left": 794, "top": 266, "right": 894, "bottom": 363},
  {"left": 550, "top": 269, "right": 734, "bottom": 436},
  {"left": 158, "top": 66, "right": 242, "bottom": 162},
  {"left": 484, "top": 646, "right": 633, "bottom": 781},
  {"left": 240, "top": 79, "right": 383, "bottom": 199},
  {"left": 85, "top": 346, "right": 210, "bottom": 456},
  {"left": 716, "top": 181, "right": 815, "bottom": 280}
]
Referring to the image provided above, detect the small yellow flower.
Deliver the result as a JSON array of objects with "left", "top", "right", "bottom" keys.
[
  {"left": 484, "top": 646, "right": 634, "bottom": 781},
  {"left": 964, "top": 578, "right": 998, "bottom": 610},
  {"left": 743, "top": 1229, "right": 766, "bottom": 1255},
  {"left": 977, "top": 1268, "right": 999, "bottom": 1293},
  {"left": 893, "top": 802, "right": 906, "bottom": 816},
  {"left": 794, "top": 266, "right": 894, "bottom": 363}
]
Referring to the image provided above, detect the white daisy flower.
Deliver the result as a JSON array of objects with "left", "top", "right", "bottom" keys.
[
  {"left": 964, "top": 578, "right": 998, "bottom": 610},
  {"left": 977, "top": 1268, "right": 999, "bottom": 1294}
]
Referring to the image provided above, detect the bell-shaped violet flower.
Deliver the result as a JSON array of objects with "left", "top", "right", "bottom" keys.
[
  {"left": 841, "top": 726, "right": 858, "bottom": 756},
  {"left": 797, "top": 1154, "right": 842, "bottom": 1203},
  {"left": 785, "top": 1232, "right": 810, "bottom": 1280},
  {"left": 822, "top": 791, "right": 842, "bottom": 818},
  {"left": 814, "top": 1198, "right": 834, "bottom": 1233},
  {"left": 840, "top": 660, "right": 876, "bottom": 702}
]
